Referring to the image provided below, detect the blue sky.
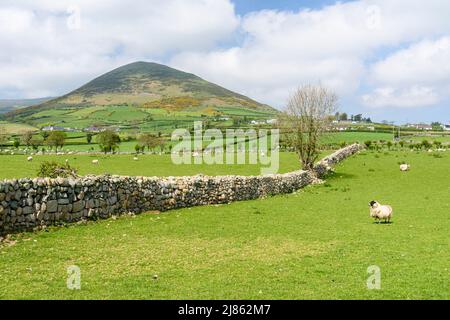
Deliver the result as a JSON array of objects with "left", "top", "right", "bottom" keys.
[
  {"left": 233, "top": 0, "right": 349, "bottom": 15},
  {"left": 0, "top": 0, "right": 449, "bottom": 124}
]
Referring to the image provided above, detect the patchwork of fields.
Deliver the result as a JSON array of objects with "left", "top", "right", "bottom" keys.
[
  {"left": 7, "top": 104, "right": 277, "bottom": 133},
  {"left": 0, "top": 150, "right": 448, "bottom": 299}
]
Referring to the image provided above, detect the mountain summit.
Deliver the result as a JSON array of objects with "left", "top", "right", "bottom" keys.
[
  {"left": 19, "top": 61, "right": 271, "bottom": 111},
  {"left": 6, "top": 61, "right": 275, "bottom": 128}
]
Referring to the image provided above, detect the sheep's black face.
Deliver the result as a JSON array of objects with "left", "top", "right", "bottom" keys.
[{"left": 369, "top": 200, "right": 377, "bottom": 207}]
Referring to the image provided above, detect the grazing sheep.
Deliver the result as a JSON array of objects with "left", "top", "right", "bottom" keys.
[
  {"left": 27, "top": 156, "right": 33, "bottom": 162},
  {"left": 399, "top": 164, "right": 410, "bottom": 171},
  {"left": 92, "top": 159, "right": 99, "bottom": 165},
  {"left": 369, "top": 200, "right": 393, "bottom": 224},
  {"left": 133, "top": 157, "right": 139, "bottom": 161}
]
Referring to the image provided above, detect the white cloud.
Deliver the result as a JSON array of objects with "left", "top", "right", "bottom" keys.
[
  {"left": 0, "top": 0, "right": 450, "bottom": 121},
  {"left": 370, "top": 37, "right": 450, "bottom": 86},
  {"left": 0, "top": 0, "right": 238, "bottom": 98},
  {"left": 362, "top": 86, "right": 439, "bottom": 108},
  {"left": 171, "top": 0, "right": 450, "bottom": 109},
  {"left": 363, "top": 37, "right": 450, "bottom": 108}
]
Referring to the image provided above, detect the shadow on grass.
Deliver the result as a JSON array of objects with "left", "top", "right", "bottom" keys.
[{"left": 371, "top": 221, "right": 394, "bottom": 225}]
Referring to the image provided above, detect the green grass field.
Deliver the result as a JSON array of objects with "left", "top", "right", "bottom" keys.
[
  {"left": 0, "top": 152, "right": 309, "bottom": 179},
  {"left": 321, "top": 132, "right": 394, "bottom": 144},
  {"left": 0, "top": 121, "right": 38, "bottom": 135},
  {"left": 0, "top": 150, "right": 448, "bottom": 299},
  {"left": 401, "top": 134, "right": 450, "bottom": 143},
  {"left": 9, "top": 103, "right": 276, "bottom": 133}
]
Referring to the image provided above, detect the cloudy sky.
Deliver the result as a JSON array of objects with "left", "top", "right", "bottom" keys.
[{"left": 0, "top": 0, "right": 449, "bottom": 123}]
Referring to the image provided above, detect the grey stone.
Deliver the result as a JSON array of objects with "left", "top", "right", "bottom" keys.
[
  {"left": 23, "top": 207, "right": 33, "bottom": 215},
  {"left": 47, "top": 200, "right": 58, "bottom": 213},
  {"left": 72, "top": 201, "right": 84, "bottom": 212},
  {"left": 58, "top": 198, "right": 70, "bottom": 205},
  {"left": 14, "top": 190, "right": 22, "bottom": 201}
]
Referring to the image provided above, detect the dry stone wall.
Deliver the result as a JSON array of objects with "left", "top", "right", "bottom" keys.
[{"left": 0, "top": 144, "right": 362, "bottom": 235}]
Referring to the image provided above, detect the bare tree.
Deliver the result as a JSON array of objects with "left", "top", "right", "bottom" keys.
[
  {"left": 21, "top": 131, "right": 34, "bottom": 147},
  {"left": 279, "top": 84, "right": 338, "bottom": 170},
  {"left": 139, "top": 133, "right": 163, "bottom": 152}
]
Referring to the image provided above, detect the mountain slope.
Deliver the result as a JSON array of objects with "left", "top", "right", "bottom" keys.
[
  {"left": 5, "top": 61, "right": 277, "bottom": 130},
  {"left": 0, "top": 97, "right": 54, "bottom": 114}
]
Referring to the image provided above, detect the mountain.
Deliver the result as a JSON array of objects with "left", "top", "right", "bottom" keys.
[
  {"left": 5, "top": 62, "right": 277, "bottom": 131},
  {"left": 0, "top": 97, "right": 54, "bottom": 114}
]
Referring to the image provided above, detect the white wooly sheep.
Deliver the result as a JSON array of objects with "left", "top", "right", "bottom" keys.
[
  {"left": 133, "top": 157, "right": 139, "bottom": 161},
  {"left": 369, "top": 201, "right": 393, "bottom": 224},
  {"left": 92, "top": 159, "right": 99, "bottom": 165},
  {"left": 27, "top": 156, "right": 33, "bottom": 162},
  {"left": 399, "top": 164, "right": 410, "bottom": 171}
]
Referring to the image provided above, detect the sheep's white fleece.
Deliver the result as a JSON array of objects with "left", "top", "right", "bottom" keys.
[{"left": 370, "top": 203, "right": 393, "bottom": 221}]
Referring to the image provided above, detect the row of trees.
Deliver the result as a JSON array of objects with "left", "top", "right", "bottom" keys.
[
  {"left": 0, "top": 130, "right": 67, "bottom": 152},
  {"left": 0, "top": 128, "right": 168, "bottom": 155},
  {"left": 334, "top": 112, "right": 372, "bottom": 123},
  {"left": 135, "top": 133, "right": 165, "bottom": 153},
  {"left": 364, "top": 139, "right": 444, "bottom": 151}
]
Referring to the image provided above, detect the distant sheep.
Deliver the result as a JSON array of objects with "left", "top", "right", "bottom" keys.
[
  {"left": 133, "top": 157, "right": 139, "bottom": 161},
  {"left": 92, "top": 159, "right": 99, "bottom": 165},
  {"left": 27, "top": 156, "right": 33, "bottom": 162},
  {"left": 369, "top": 200, "right": 393, "bottom": 224},
  {"left": 399, "top": 164, "right": 410, "bottom": 171}
]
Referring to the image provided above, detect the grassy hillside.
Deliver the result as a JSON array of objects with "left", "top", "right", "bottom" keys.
[
  {"left": 8, "top": 104, "right": 275, "bottom": 133},
  {"left": 5, "top": 62, "right": 277, "bottom": 130},
  {"left": 0, "top": 121, "right": 38, "bottom": 135},
  {"left": 0, "top": 98, "right": 53, "bottom": 114}
]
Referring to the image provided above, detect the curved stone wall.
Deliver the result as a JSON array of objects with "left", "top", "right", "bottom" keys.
[{"left": 0, "top": 144, "right": 362, "bottom": 235}]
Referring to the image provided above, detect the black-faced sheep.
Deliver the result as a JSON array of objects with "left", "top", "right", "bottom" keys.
[{"left": 369, "top": 200, "right": 393, "bottom": 224}]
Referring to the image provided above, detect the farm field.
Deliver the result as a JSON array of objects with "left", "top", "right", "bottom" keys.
[
  {"left": 0, "top": 150, "right": 448, "bottom": 299},
  {"left": 401, "top": 134, "right": 450, "bottom": 143},
  {"left": 7, "top": 103, "right": 277, "bottom": 133},
  {"left": 321, "top": 132, "right": 394, "bottom": 144},
  {"left": 0, "top": 152, "right": 314, "bottom": 179},
  {"left": 0, "top": 121, "right": 38, "bottom": 135}
]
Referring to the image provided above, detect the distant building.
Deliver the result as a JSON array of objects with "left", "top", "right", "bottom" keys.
[
  {"left": 441, "top": 123, "right": 450, "bottom": 131},
  {"left": 41, "top": 126, "right": 65, "bottom": 132},
  {"left": 406, "top": 123, "right": 433, "bottom": 131},
  {"left": 250, "top": 120, "right": 265, "bottom": 125},
  {"left": 84, "top": 126, "right": 103, "bottom": 133}
]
